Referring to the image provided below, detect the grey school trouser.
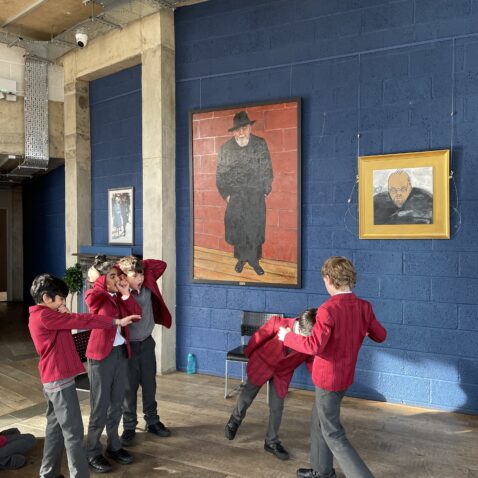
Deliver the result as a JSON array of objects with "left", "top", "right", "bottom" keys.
[
  {"left": 231, "top": 379, "right": 284, "bottom": 445},
  {"left": 40, "top": 384, "right": 90, "bottom": 478},
  {"left": 123, "top": 335, "right": 160, "bottom": 430},
  {"left": 310, "top": 386, "right": 374, "bottom": 478},
  {"left": 87, "top": 345, "right": 128, "bottom": 458},
  {"left": 0, "top": 432, "right": 36, "bottom": 470}
]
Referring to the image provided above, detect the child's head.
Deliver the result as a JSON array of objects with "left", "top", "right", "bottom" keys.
[
  {"left": 117, "top": 256, "right": 144, "bottom": 291},
  {"left": 88, "top": 255, "right": 120, "bottom": 293},
  {"left": 30, "top": 274, "right": 69, "bottom": 309},
  {"left": 321, "top": 256, "right": 356, "bottom": 292},
  {"left": 294, "top": 308, "right": 317, "bottom": 336}
]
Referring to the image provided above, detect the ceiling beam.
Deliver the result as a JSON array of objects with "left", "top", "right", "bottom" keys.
[{"left": 1, "top": 0, "right": 50, "bottom": 28}]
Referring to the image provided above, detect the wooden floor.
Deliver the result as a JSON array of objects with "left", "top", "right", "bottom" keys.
[
  {"left": 194, "top": 246, "right": 298, "bottom": 285},
  {"left": 1, "top": 303, "right": 478, "bottom": 477}
]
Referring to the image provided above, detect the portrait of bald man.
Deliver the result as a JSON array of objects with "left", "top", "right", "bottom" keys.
[{"left": 373, "top": 168, "right": 433, "bottom": 225}]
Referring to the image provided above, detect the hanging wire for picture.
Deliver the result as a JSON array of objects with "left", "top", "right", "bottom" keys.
[
  {"left": 449, "top": 38, "right": 462, "bottom": 238},
  {"left": 343, "top": 53, "right": 361, "bottom": 236}
]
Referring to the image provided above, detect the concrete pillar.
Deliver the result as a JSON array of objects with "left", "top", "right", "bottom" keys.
[
  {"left": 142, "top": 10, "right": 176, "bottom": 374},
  {"left": 64, "top": 79, "right": 91, "bottom": 269}
]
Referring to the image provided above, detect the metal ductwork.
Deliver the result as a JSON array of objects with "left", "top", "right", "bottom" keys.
[{"left": 7, "top": 57, "right": 49, "bottom": 180}]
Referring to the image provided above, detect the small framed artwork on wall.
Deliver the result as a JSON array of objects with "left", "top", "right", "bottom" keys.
[
  {"left": 190, "top": 98, "right": 301, "bottom": 287},
  {"left": 108, "top": 187, "right": 134, "bottom": 245},
  {"left": 358, "top": 150, "right": 450, "bottom": 239}
]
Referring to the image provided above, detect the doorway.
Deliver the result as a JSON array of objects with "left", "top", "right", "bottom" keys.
[{"left": 0, "top": 208, "right": 6, "bottom": 301}]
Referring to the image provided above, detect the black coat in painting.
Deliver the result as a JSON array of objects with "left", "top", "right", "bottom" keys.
[
  {"left": 216, "top": 134, "right": 273, "bottom": 262},
  {"left": 373, "top": 187, "right": 433, "bottom": 225}
]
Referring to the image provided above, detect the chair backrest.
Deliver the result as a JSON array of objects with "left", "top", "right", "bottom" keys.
[
  {"left": 240, "top": 311, "right": 284, "bottom": 337},
  {"left": 72, "top": 330, "right": 91, "bottom": 363}
]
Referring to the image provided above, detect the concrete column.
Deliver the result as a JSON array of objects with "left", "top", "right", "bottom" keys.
[
  {"left": 142, "top": 10, "right": 176, "bottom": 374},
  {"left": 64, "top": 79, "right": 91, "bottom": 269}
]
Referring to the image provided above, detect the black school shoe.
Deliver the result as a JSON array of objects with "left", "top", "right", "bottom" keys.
[
  {"left": 120, "top": 428, "right": 136, "bottom": 446},
  {"left": 147, "top": 421, "right": 171, "bottom": 437},
  {"left": 264, "top": 441, "right": 290, "bottom": 460},
  {"left": 105, "top": 448, "right": 133, "bottom": 465},
  {"left": 225, "top": 415, "right": 241, "bottom": 440},
  {"left": 88, "top": 455, "right": 112, "bottom": 473},
  {"left": 296, "top": 468, "right": 336, "bottom": 478}
]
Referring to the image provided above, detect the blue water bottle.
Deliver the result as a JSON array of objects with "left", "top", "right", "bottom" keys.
[{"left": 187, "top": 353, "right": 197, "bottom": 374}]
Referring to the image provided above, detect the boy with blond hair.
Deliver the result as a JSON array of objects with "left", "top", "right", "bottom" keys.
[
  {"left": 279, "top": 256, "right": 387, "bottom": 478},
  {"left": 116, "top": 256, "right": 172, "bottom": 445}
]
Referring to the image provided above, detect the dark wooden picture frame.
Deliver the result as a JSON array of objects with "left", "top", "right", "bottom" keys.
[{"left": 189, "top": 98, "right": 301, "bottom": 287}]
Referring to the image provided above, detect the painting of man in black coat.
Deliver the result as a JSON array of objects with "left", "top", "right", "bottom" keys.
[
  {"left": 373, "top": 168, "right": 433, "bottom": 225},
  {"left": 216, "top": 111, "right": 273, "bottom": 276}
]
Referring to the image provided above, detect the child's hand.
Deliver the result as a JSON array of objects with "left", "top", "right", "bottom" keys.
[
  {"left": 278, "top": 326, "right": 291, "bottom": 341},
  {"left": 118, "top": 315, "right": 141, "bottom": 326},
  {"left": 58, "top": 305, "right": 70, "bottom": 313},
  {"left": 87, "top": 266, "right": 100, "bottom": 284},
  {"left": 117, "top": 280, "right": 130, "bottom": 297}
]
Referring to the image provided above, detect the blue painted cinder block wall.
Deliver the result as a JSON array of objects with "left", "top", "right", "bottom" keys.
[
  {"left": 23, "top": 165, "right": 66, "bottom": 302},
  {"left": 175, "top": 0, "right": 478, "bottom": 413},
  {"left": 90, "top": 65, "right": 143, "bottom": 254}
]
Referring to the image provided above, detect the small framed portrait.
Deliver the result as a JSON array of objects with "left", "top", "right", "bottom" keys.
[
  {"left": 108, "top": 187, "right": 134, "bottom": 245},
  {"left": 190, "top": 98, "right": 301, "bottom": 287},
  {"left": 358, "top": 150, "right": 450, "bottom": 239}
]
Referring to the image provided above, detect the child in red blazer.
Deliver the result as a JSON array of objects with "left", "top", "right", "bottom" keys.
[
  {"left": 84, "top": 256, "right": 137, "bottom": 473},
  {"left": 28, "top": 273, "right": 137, "bottom": 478},
  {"left": 279, "top": 257, "right": 387, "bottom": 478},
  {"left": 116, "top": 256, "right": 172, "bottom": 445},
  {"left": 225, "top": 309, "right": 316, "bottom": 460}
]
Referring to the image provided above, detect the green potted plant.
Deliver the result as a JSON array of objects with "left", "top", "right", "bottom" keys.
[{"left": 63, "top": 263, "right": 83, "bottom": 310}]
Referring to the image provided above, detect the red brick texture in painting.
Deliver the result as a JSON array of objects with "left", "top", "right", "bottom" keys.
[{"left": 192, "top": 102, "right": 298, "bottom": 263}]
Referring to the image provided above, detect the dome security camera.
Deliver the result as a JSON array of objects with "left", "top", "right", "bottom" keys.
[{"left": 75, "top": 31, "right": 88, "bottom": 48}]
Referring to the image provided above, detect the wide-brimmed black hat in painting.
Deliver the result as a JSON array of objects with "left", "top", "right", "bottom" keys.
[{"left": 228, "top": 111, "right": 256, "bottom": 132}]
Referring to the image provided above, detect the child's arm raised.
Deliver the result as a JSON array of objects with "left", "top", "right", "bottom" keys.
[
  {"left": 39, "top": 308, "right": 130, "bottom": 331},
  {"left": 143, "top": 259, "right": 167, "bottom": 280},
  {"left": 279, "top": 309, "right": 333, "bottom": 356}
]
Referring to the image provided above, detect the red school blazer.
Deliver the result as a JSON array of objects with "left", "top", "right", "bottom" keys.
[
  {"left": 284, "top": 293, "right": 387, "bottom": 392},
  {"left": 84, "top": 275, "right": 131, "bottom": 361},
  {"left": 28, "top": 305, "right": 116, "bottom": 384},
  {"left": 121, "top": 259, "right": 172, "bottom": 329},
  {"left": 245, "top": 316, "right": 313, "bottom": 400}
]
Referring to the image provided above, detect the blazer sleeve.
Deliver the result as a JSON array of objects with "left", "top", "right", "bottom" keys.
[
  {"left": 40, "top": 309, "right": 115, "bottom": 330},
  {"left": 84, "top": 288, "right": 103, "bottom": 314},
  {"left": 143, "top": 259, "right": 167, "bottom": 280},
  {"left": 366, "top": 305, "right": 387, "bottom": 343},
  {"left": 245, "top": 317, "right": 277, "bottom": 358},
  {"left": 284, "top": 307, "right": 334, "bottom": 356},
  {"left": 119, "top": 295, "right": 141, "bottom": 316}
]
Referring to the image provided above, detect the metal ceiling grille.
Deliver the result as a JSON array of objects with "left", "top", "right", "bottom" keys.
[{"left": 8, "top": 57, "right": 49, "bottom": 179}]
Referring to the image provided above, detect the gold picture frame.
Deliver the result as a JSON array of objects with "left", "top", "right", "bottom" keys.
[{"left": 358, "top": 150, "right": 450, "bottom": 239}]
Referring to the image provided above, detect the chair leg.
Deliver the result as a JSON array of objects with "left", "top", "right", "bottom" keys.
[
  {"left": 224, "top": 360, "right": 228, "bottom": 399},
  {"left": 266, "top": 380, "right": 269, "bottom": 405}
]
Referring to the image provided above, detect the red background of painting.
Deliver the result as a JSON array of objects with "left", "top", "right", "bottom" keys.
[{"left": 192, "top": 101, "right": 298, "bottom": 263}]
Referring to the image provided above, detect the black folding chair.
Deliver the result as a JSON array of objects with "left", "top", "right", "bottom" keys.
[
  {"left": 224, "top": 311, "right": 284, "bottom": 399},
  {"left": 72, "top": 330, "right": 91, "bottom": 391}
]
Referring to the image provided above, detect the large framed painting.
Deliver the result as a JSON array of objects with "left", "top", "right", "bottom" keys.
[
  {"left": 108, "top": 186, "right": 134, "bottom": 245},
  {"left": 358, "top": 150, "right": 450, "bottom": 239},
  {"left": 190, "top": 98, "right": 301, "bottom": 287}
]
